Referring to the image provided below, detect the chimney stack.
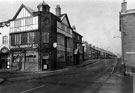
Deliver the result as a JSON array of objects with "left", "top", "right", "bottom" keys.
[
  {"left": 121, "top": 0, "right": 127, "bottom": 13},
  {"left": 55, "top": 5, "right": 61, "bottom": 16},
  {"left": 72, "top": 25, "right": 76, "bottom": 31}
]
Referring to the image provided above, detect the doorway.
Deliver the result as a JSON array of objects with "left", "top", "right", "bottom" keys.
[{"left": 42, "top": 58, "right": 49, "bottom": 70}]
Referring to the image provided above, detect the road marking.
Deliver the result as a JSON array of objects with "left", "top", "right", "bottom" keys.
[{"left": 20, "top": 85, "right": 46, "bottom": 93}]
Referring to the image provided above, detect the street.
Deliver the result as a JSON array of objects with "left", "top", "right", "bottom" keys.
[{"left": 0, "top": 59, "right": 133, "bottom": 93}]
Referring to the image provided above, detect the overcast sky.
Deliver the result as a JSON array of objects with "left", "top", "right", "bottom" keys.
[{"left": 0, "top": 0, "right": 135, "bottom": 55}]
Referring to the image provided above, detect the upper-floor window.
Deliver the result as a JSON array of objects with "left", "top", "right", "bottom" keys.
[
  {"left": 57, "top": 35, "right": 65, "bottom": 45},
  {"left": 61, "top": 24, "right": 65, "bottom": 31},
  {"left": 77, "top": 36, "right": 80, "bottom": 40},
  {"left": 67, "top": 39, "right": 73, "bottom": 48},
  {"left": 14, "top": 20, "right": 21, "bottom": 27},
  {"left": 10, "top": 16, "right": 38, "bottom": 33},
  {"left": 25, "top": 17, "right": 33, "bottom": 26},
  {"left": 42, "top": 32, "right": 49, "bottom": 43},
  {"left": 15, "top": 34, "right": 21, "bottom": 45},
  {"left": 2, "top": 35, "right": 8, "bottom": 44},
  {"left": 27, "top": 32, "right": 35, "bottom": 43}
]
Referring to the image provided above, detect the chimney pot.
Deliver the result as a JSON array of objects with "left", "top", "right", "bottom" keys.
[
  {"left": 55, "top": 5, "right": 61, "bottom": 16},
  {"left": 121, "top": 0, "right": 127, "bottom": 13}
]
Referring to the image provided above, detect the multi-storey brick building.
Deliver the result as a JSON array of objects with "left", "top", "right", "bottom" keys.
[
  {"left": 9, "top": 1, "right": 81, "bottom": 71},
  {"left": 120, "top": 0, "right": 135, "bottom": 74}
]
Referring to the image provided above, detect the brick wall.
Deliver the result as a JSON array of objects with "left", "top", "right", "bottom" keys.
[{"left": 122, "top": 13, "right": 135, "bottom": 67}]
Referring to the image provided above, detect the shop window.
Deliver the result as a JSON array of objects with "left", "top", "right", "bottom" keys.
[
  {"left": 57, "top": 51, "right": 65, "bottom": 62},
  {"left": 26, "top": 56, "right": 36, "bottom": 62},
  {"left": 67, "top": 52, "right": 73, "bottom": 62}
]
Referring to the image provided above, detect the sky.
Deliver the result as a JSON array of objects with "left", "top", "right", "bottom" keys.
[{"left": 0, "top": 0, "right": 135, "bottom": 55}]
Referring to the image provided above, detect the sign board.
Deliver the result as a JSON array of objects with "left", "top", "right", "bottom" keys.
[
  {"left": 126, "top": 52, "right": 135, "bottom": 54},
  {"left": 43, "top": 65, "right": 47, "bottom": 69},
  {"left": 10, "top": 44, "right": 38, "bottom": 49}
]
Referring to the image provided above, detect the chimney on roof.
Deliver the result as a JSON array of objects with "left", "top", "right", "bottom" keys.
[
  {"left": 55, "top": 5, "right": 61, "bottom": 16},
  {"left": 121, "top": 0, "right": 127, "bottom": 13},
  {"left": 72, "top": 25, "right": 76, "bottom": 31}
]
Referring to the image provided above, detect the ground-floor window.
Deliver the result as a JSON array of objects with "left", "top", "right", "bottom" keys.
[
  {"left": 67, "top": 52, "right": 73, "bottom": 62},
  {"left": 26, "top": 56, "right": 36, "bottom": 62},
  {"left": 26, "top": 50, "right": 36, "bottom": 62},
  {"left": 57, "top": 50, "right": 65, "bottom": 62}
]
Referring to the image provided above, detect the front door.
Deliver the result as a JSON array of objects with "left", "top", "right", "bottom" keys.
[
  {"left": 42, "top": 59, "right": 49, "bottom": 70},
  {"left": 1, "top": 53, "right": 8, "bottom": 69}
]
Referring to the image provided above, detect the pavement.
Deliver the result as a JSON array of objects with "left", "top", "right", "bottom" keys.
[
  {"left": 0, "top": 59, "right": 97, "bottom": 84},
  {"left": 109, "top": 58, "right": 133, "bottom": 93}
]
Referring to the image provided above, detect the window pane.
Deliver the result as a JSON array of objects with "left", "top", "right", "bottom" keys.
[
  {"left": 27, "top": 32, "right": 35, "bottom": 43},
  {"left": 15, "top": 34, "right": 21, "bottom": 44},
  {"left": 3, "top": 36, "right": 8, "bottom": 44},
  {"left": 42, "top": 32, "right": 49, "bottom": 43},
  {"left": 14, "top": 20, "right": 21, "bottom": 27},
  {"left": 11, "top": 35, "right": 15, "bottom": 46},
  {"left": 57, "top": 51, "right": 65, "bottom": 62},
  {"left": 21, "top": 33, "right": 27, "bottom": 44},
  {"left": 25, "top": 18, "right": 33, "bottom": 25},
  {"left": 57, "top": 35, "right": 65, "bottom": 45}
]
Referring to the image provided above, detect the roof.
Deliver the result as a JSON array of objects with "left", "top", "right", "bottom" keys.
[
  {"left": 121, "top": 9, "right": 135, "bottom": 15},
  {"left": 73, "top": 30, "right": 83, "bottom": 37},
  {"left": 0, "top": 21, "right": 10, "bottom": 28},
  {"left": 12, "top": 4, "right": 35, "bottom": 20},
  {"left": 59, "top": 13, "right": 72, "bottom": 28},
  {"left": 37, "top": 1, "right": 50, "bottom": 8}
]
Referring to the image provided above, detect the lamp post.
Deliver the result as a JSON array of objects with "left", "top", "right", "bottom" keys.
[
  {"left": 82, "top": 43, "right": 85, "bottom": 61},
  {"left": 53, "top": 42, "right": 57, "bottom": 70},
  {"left": 113, "top": 36, "right": 125, "bottom": 75}
]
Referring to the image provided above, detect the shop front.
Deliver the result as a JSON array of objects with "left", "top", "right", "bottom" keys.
[{"left": 0, "top": 46, "right": 10, "bottom": 69}]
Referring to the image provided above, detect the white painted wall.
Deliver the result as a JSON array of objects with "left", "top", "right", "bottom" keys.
[{"left": 0, "top": 25, "right": 10, "bottom": 50}]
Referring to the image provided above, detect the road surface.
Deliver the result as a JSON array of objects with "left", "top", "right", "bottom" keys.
[{"left": 0, "top": 59, "right": 133, "bottom": 93}]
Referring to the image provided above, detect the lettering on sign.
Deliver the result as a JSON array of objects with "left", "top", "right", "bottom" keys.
[{"left": 10, "top": 44, "right": 38, "bottom": 49}]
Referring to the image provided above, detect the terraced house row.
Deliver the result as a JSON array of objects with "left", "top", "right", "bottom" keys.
[
  {"left": 83, "top": 41, "right": 117, "bottom": 60},
  {"left": 0, "top": 1, "right": 116, "bottom": 72}
]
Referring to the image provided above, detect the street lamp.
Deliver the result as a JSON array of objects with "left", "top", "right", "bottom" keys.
[
  {"left": 113, "top": 36, "right": 126, "bottom": 75},
  {"left": 53, "top": 42, "right": 57, "bottom": 70},
  {"left": 82, "top": 43, "right": 85, "bottom": 61},
  {"left": 53, "top": 42, "right": 57, "bottom": 48}
]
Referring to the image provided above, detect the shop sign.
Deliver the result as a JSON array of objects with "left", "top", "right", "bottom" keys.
[
  {"left": 26, "top": 51, "right": 36, "bottom": 56},
  {"left": 10, "top": 44, "right": 38, "bottom": 49},
  {"left": 13, "top": 51, "right": 23, "bottom": 56},
  {"left": 42, "top": 55, "right": 49, "bottom": 59},
  {"left": 126, "top": 52, "right": 135, "bottom": 54}
]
